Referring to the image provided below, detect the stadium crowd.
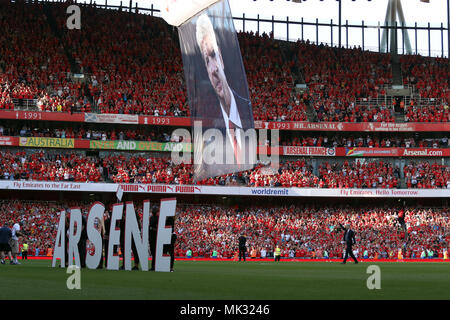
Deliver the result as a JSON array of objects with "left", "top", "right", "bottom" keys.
[
  {"left": 175, "top": 205, "right": 449, "bottom": 260},
  {"left": 175, "top": 205, "right": 449, "bottom": 259},
  {"left": 0, "top": 150, "right": 192, "bottom": 184},
  {"left": 400, "top": 55, "right": 449, "bottom": 122},
  {"left": 0, "top": 124, "right": 186, "bottom": 143},
  {"left": 316, "top": 160, "right": 400, "bottom": 189},
  {"left": 1, "top": 2, "right": 448, "bottom": 123},
  {"left": 295, "top": 40, "right": 396, "bottom": 123},
  {"left": 0, "top": 200, "right": 447, "bottom": 260},
  {"left": 0, "top": 2, "right": 74, "bottom": 113},
  {"left": 401, "top": 55, "right": 449, "bottom": 102},
  {"left": 403, "top": 161, "right": 450, "bottom": 189},
  {"left": 240, "top": 31, "right": 308, "bottom": 122},
  {"left": 0, "top": 149, "right": 448, "bottom": 188}
]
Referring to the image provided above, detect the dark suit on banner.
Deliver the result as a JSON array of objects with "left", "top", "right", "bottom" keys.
[{"left": 195, "top": 89, "right": 255, "bottom": 180}]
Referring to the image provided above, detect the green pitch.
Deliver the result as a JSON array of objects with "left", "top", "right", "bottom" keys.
[{"left": 0, "top": 260, "right": 448, "bottom": 300}]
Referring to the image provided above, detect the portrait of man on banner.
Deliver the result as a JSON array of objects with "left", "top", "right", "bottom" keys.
[{"left": 178, "top": 0, "right": 256, "bottom": 182}]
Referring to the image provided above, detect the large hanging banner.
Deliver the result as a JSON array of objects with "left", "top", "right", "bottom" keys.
[{"left": 163, "top": 0, "right": 256, "bottom": 182}]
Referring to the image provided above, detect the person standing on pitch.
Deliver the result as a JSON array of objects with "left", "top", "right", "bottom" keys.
[
  {"left": 339, "top": 223, "right": 358, "bottom": 264},
  {"left": 119, "top": 209, "right": 126, "bottom": 270},
  {"left": 0, "top": 222, "right": 13, "bottom": 264},
  {"left": 164, "top": 216, "right": 177, "bottom": 272},
  {"left": 98, "top": 210, "right": 109, "bottom": 269},
  {"left": 64, "top": 212, "right": 70, "bottom": 267},
  {"left": 238, "top": 234, "right": 247, "bottom": 262},
  {"left": 274, "top": 245, "right": 281, "bottom": 262},
  {"left": 10, "top": 221, "right": 24, "bottom": 265},
  {"left": 130, "top": 208, "right": 141, "bottom": 271},
  {"left": 21, "top": 242, "right": 29, "bottom": 260},
  {"left": 149, "top": 206, "right": 159, "bottom": 271},
  {"left": 78, "top": 213, "right": 88, "bottom": 268}
]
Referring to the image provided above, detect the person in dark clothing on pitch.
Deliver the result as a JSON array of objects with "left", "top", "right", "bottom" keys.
[
  {"left": 99, "top": 209, "right": 111, "bottom": 269},
  {"left": 64, "top": 213, "right": 69, "bottom": 267},
  {"left": 238, "top": 234, "right": 247, "bottom": 262},
  {"left": 169, "top": 229, "right": 177, "bottom": 272},
  {"left": 130, "top": 207, "right": 141, "bottom": 270},
  {"left": 164, "top": 216, "right": 177, "bottom": 272},
  {"left": 78, "top": 213, "right": 88, "bottom": 268},
  {"left": 0, "top": 222, "right": 13, "bottom": 264},
  {"left": 339, "top": 223, "right": 358, "bottom": 264},
  {"left": 149, "top": 206, "right": 159, "bottom": 271},
  {"left": 119, "top": 209, "right": 126, "bottom": 270}
]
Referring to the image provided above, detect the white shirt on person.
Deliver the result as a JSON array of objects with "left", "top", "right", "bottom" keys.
[
  {"left": 220, "top": 87, "right": 243, "bottom": 152},
  {"left": 11, "top": 223, "right": 20, "bottom": 241}
]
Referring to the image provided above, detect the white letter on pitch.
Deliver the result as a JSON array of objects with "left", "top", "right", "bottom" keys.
[
  {"left": 107, "top": 203, "right": 123, "bottom": 270},
  {"left": 68, "top": 208, "right": 82, "bottom": 267},
  {"left": 124, "top": 202, "right": 149, "bottom": 271},
  {"left": 52, "top": 211, "right": 66, "bottom": 268},
  {"left": 86, "top": 202, "right": 105, "bottom": 269},
  {"left": 155, "top": 198, "right": 177, "bottom": 272}
]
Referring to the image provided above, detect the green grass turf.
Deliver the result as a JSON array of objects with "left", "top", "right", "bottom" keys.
[{"left": 0, "top": 260, "right": 448, "bottom": 300}]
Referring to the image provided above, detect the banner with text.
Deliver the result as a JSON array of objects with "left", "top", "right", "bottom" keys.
[
  {"left": 1, "top": 181, "right": 449, "bottom": 198},
  {"left": 254, "top": 121, "right": 450, "bottom": 132},
  {"left": 178, "top": 0, "right": 256, "bottom": 181},
  {"left": 343, "top": 147, "right": 450, "bottom": 157},
  {"left": 89, "top": 140, "right": 192, "bottom": 152},
  {"left": 0, "top": 110, "right": 449, "bottom": 132},
  {"left": 84, "top": 113, "right": 139, "bottom": 124},
  {"left": 283, "top": 146, "right": 336, "bottom": 156},
  {"left": 19, "top": 137, "right": 75, "bottom": 148},
  {"left": 0, "top": 136, "right": 18, "bottom": 146}
]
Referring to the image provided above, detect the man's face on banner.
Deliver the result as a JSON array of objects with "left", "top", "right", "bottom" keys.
[{"left": 200, "top": 33, "right": 227, "bottom": 101}]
